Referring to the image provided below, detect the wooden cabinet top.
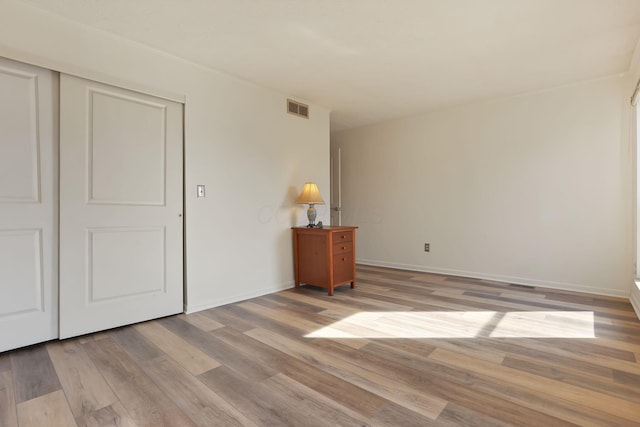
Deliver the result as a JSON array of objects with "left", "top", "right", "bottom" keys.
[{"left": 291, "top": 226, "right": 358, "bottom": 232}]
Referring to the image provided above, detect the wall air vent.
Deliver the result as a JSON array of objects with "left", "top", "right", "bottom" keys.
[{"left": 287, "top": 99, "right": 309, "bottom": 119}]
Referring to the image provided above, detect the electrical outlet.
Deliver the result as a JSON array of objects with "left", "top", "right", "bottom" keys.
[{"left": 424, "top": 243, "right": 430, "bottom": 252}]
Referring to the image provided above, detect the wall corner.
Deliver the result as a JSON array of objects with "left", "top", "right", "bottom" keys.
[{"left": 631, "top": 281, "right": 640, "bottom": 320}]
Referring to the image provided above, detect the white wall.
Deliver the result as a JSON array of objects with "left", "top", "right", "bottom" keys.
[
  {"left": 631, "top": 51, "right": 640, "bottom": 317},
  {"left": 332, "top": 76, "right": 633, "bottom": 297},
  {"left": 0, "top": 1, "right": 330, "bottom": 312}
]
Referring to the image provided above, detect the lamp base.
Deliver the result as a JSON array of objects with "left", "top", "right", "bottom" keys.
[{"left": 306, "top": 204, "right": 317, "bottom": 227}]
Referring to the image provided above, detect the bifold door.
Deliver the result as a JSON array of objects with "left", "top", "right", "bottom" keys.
[{"left": 59, "top": 74, "right": 184, "bottom": 338}]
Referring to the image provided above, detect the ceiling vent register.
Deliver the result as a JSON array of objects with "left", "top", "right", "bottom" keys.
[{"left": 287, "top": 99, "right": 309, "bottom": 119}]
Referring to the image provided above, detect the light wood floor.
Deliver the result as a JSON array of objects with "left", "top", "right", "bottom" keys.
[{"left": 2, "top": 265, "right": 640, "bottom": 426}]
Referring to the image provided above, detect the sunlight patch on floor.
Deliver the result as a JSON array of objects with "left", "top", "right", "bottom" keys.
[{"left": 305, "top": 311, "right": 595, "bottom": 339}]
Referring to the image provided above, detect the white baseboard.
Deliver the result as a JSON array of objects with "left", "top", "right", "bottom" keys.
[
  {"left": 184, "top": 281, "right": 295, "bottom": 314},
  {"left": 357, "top": 258, "right": 630, "bottom": 299},
  {"left": 631, "top": 281, "right": 640, "bottom": 320}
]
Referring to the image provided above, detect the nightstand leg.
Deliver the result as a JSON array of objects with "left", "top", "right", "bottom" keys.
[
  {"left": 328, "top": 286, "right": 334, "bottom": 296},
  {"left": 351, "top": 281, "right": 355, "bottom": 289}
]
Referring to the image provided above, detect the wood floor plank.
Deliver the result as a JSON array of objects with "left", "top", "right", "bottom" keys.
[
  {"left": 428, "top": 290, "right": 563, "bottom": 314},
  {"left": 158, "top": 315, "right": 278, "bottom": 382},
  {"left": 239, "top": 300, "right": 370, "bottom": 349},
  {"left": 504, "top": 337, "right": 640, "bottom": 376},
  {"left": 339, "top": 292, "right": 414, "bottom": 311},
  {"left": 369, "top": 401, "right": 438, "bottom": 427},
  {"left": 197, "top": 306, "right": 260, "bottom": 332},
  {"left": 209, "top": 326, "right": 388, "bottom": 419},
  {"left": 460, "top": 289, "right": 634, "bottom": 319},
  {"left": 176, "top": 313, "right": 224, "bottom": 331},
  {"left": 261, "top": 292, "right": 339, "bottom": 313},
  {"left": 429, "top": 347, "right": 640, "bottom": 424},
  {"left": 249, "top": 294, "right": 289, "bottom": 309},
  {"left": 281, "top": 357, "right": 388, "bottom": 419},
  {"left": 277, "top": 290, "right": 356, "bottom": 311},
  {"left": 109, "top": 327, "right": 163, "bottom": 364},
  {"left": 78, "top": 333, "right": 110, "bottom": 345},
  {"left": 10, "top": 345, "right": 61, "bottom": 403},
  {"left": 501, "top": 355, "right": 640, "bottom": 402},
  {"left": 386, "top": 289, "right": 506, "bottom": 313},
  {"left": 423, "top": 402, "right": 512, "bottom": 427},
  {"left": 75, "top": 402, "right": 138, "bottom": 427},
  {"left": 0, "top": 354, "right": 11, "bottom": 373},
  {"left": 264, "top": 374, "right": 367, "bottom": 426},
  {"left": 214, "top": 302, "right": 311, "bottom": 340},
  {"left": 0, "top": 371, "right": 18, "bottom": 427},
  {"left": 135, "top": 321, "right": 220, "bottom": 375},
  {"left": 199, "top": 366, "right": 336, "bottom": 427},
  {"left": 360, "top": 341, "right": 580, "bottom": 426},
  {"left": 238, "top": 300, "right": 328, "bottom": 335},
  {"left": 245, "top": 327, "right": 448, "bottom": 420},
  {"left": 299, "top": 286, "right": 414, "bottom": 311},
  {"left": 141, "top": 356, "right": 257, "bottom": 426},
  {"left": 349, "top": 287, "right": 466, "bottom": 313},
  {"left": 83, "top": 337, "right": 197, "bottom": 427},
  {"left": 546, "top": 292, "right": 636, "bottom": 310},
  {"left": 263, "top": 373, "right": 371, "bottom": 426},
  {"left": 46, "top": 340, "right": 118, "bottom": 420},
  {"left": 459, "top": 337, "right": 616, "bottom": 380},
  {"left": 612, "top": 368, "right": 640, "bottom": 386},
  {"left": 16, "top": 390, "right": 77, "bottom": 427}
]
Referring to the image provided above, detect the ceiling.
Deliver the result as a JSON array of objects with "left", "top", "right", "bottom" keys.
[{"left": 17, "top": 0, "right": 640, "bottom": 131}]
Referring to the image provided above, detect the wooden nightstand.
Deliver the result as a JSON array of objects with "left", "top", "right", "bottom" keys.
[{"left": 292, "top": 226, "right": 358, "bottom": 296}]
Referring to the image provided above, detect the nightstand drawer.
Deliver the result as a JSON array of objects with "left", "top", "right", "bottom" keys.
[
  {"left": 333, "top": 231, "right": 352, "bottom": 243},
  {"left": 333, "top": 241, "right": 353, "bottom": 255},
  {"left": 333, "top": 253, "right": 354, "bottom": 284}
]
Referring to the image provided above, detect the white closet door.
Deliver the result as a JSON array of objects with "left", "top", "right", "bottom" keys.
[
  {"left": 59, "top": 74, "right": 183, "bottom": 338},
  {"left": 0, "top": 58, "right": 58, "bottom": 352}
]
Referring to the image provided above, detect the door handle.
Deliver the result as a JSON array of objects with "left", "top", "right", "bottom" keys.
[{"left": 331, "top": 207, "right": 341, "bottom": 212}]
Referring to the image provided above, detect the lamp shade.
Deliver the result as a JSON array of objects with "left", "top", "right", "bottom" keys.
[{"left": 295, "top": 182, "right": 325, "bottom": 205}]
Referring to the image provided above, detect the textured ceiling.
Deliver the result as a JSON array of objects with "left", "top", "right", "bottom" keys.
[{"left": 17, "top": 0, "right": 640, "bottom": 131}]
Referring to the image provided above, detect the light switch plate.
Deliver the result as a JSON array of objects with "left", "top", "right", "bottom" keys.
[{"left": 197, "top": 185, "right": 205, "bottom": 198}]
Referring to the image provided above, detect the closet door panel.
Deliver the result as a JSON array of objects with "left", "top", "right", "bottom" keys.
[
  {"left": 0, "top": 57, "right": 58, "bottom": 352},
  {"left": 59, "top": 74, "right": 183, "bottom": 339}
]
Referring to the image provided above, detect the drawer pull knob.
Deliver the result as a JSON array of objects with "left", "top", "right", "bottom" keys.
[
  {"left": 342, "top": 258, "right": 346, "bottom": 261},
  {"left": 342, "top": 246, "right": 346, "bottom": 249}
]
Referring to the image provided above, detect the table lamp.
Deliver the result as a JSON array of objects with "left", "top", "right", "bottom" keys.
[{"left": 295, "top": 182, "right": 325, "bottom": 227}]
